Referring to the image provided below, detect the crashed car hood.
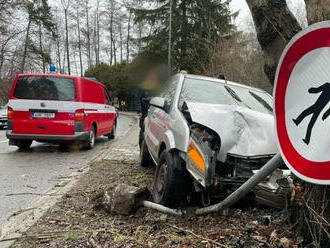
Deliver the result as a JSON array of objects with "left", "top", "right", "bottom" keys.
[{"left": 185, "top": 102, "right": 278, "bottom": 162}]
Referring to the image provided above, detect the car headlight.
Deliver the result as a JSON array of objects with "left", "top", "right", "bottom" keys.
[{"left": 187, "top": 138, "right": 206, "bottom": 171}]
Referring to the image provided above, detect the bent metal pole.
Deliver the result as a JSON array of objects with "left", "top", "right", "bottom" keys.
[{"left": 195, "top": 153, "right": 283, "bottom": 216}]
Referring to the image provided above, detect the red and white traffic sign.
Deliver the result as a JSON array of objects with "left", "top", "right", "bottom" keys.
[{"left": 274, "top": 21, "right": 330, "bottom": 185}]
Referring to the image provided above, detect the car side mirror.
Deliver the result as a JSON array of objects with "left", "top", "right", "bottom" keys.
[{"left": 150, "top": 97, "right": 165, "bottom": 110}]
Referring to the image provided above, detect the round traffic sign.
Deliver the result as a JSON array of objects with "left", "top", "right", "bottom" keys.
[{"left": 274, "top": 21, "right": 330, "bottom": 184}]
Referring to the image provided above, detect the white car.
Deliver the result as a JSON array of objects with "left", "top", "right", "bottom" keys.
[
  {"left": 0, "top": 103, "right": 7, "bottom": 129},
  {"left": 140, "top": 73, "right": 289, "bottom": 208}
]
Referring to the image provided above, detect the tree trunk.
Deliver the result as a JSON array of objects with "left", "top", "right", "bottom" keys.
[
  {"left": 85, "top": 0, "right": 91, "bottom": 68},
  {"left": 64, "top": 8, "right": 71, "bottom": 75},
  {"left": 119, "top": 19, "right": 123, "bottom": 63},
  {"left": 39, "top": 23, "right": 45, "bottom": 73},
  {"left": 96, "top": 0, "right": 100, "bottom": 64},
  {"left": 246, "top": 0, "right": 301, "bottom": 85},
  {"left": 180, "top": 0, "right": 187, "bottom": 68},
  {"left": 56, "top": 33, "right": 62, "bottom": 73},
  {"left": 77, "top": 8, "right": 83, "bottom": 76},
  {"left": 126, "top": 11, "right": 131, "bottom": 63},
  {"left": 21, "top": 18, "right": 31, "bottom": 73},
  {"left": 305, "top": 0, "right": 330, "bottom": 25},
  {"left": 109, "top": 0, "right": 114, "bottom": 65}
]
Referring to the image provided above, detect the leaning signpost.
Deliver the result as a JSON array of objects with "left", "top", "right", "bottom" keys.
[{"left": 196, "top": 21, "right": 330, "bottom": 215}]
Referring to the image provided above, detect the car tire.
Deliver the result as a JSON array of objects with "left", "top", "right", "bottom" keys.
[
  {"left": 140, "top": 139, "right": 153, "bottom": 167},
  {"left": 152, "top": 150, "right": 192, "bottom": 208},
  {"left": 16, "top": 140, "right": 32, "bottom": 150},
  {"left": 108, "top": 121, "right": 116, "bottom": 140},
  {"left": 85, "top": 126, "right": 96, "bottom": 150}
]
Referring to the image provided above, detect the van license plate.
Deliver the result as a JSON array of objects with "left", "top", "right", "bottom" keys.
[{"left": 33, "top": 112, "right": 55, "bottom": 118}]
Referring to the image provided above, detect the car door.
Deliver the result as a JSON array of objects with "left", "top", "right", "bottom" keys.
[{"left": 146, "top": 77, "right": 178, "bottom": 159}]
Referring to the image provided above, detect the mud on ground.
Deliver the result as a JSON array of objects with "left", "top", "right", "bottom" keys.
[{"left": 11, "top": 159, "right": 303, "bottom": 248}]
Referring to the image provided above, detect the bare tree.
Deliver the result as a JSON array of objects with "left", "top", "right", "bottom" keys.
[
  {"left": 61, "top": 0, "right": 71, "bottom": 74},
  {"left": 126, "top": 10, "right": 132, "bottom": 63},
  {"left": 85, "top": 0, "right": 91, "bottom": 68},
  {"left": 76, "top": 5, "right": 83, "bottom": 76}
]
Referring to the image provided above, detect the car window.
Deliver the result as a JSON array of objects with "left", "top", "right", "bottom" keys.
[
  {"left": 160, "top": 76, "right": 178, "bottom": 107},
  {"left": 104, "top": 88, "right": 112, "bottom": 105},
  {"left": 179, "top": 77, "right": 273, "bottom": 114},
  {"left": 14, "top": 76, "right": 75, "bottom": 101}
]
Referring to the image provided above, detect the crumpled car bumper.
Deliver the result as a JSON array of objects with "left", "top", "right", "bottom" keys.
[{"left": 253, "top": 169, "right": 292, "bottom": 209}]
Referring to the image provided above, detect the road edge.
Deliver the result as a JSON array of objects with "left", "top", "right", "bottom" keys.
[{"left": 0, "top": 113, "right": 138, "bottom": 248}]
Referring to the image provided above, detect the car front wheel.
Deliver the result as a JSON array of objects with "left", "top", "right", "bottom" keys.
[
  {"left": 152, "top": 150, "right": 191, "bottom": 208},
  {"left": 140, "top": 139, "right": 153, "bottom": 167}
]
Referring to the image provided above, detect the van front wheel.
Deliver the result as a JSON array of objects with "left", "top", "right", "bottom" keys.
[{"left": 108, "top": 122, "right": 116, "bottom": 140}]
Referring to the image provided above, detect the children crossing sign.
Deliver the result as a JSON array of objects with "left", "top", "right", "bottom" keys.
[{"left": 274, "top": 22, "right": 330, "bottom": 185}]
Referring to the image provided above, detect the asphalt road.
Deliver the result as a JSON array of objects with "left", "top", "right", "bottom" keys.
[{"left": 0, "top": 114, "right": 135, "bottom": 226}]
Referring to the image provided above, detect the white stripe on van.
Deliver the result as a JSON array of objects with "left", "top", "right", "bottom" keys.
[{"left": 8, "top": 99, "right": 116, "bottom": 113}]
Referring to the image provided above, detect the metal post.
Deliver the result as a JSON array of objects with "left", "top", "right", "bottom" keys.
[
  {"left": 195, "top": 153, "right": 283, "bottom": 215},
  {"left": 168, "top": 0, "right": 172, "bottom": 75}
]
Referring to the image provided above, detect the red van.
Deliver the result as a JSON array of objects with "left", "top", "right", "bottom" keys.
[{"left": 6, "top": 73, "right": 117, "bottom": 150}]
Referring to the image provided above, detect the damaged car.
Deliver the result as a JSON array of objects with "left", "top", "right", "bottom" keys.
[{"left": 140, "top": 73, "right": 290, "bottom": 208}]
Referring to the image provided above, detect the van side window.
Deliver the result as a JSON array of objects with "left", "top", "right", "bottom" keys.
[{"left": 104, "top": 89, "right": 112, "bottom": 105}]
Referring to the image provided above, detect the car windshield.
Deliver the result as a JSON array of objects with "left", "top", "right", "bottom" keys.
[
  {"left": 0, "top": 104, "right": 7, "bottom": 109},
  {"left": 14, "top": 76, "right": 75, "bottom": 101},
  {"left": 179, "top": 77, "right": 273, "bottom": 114}
]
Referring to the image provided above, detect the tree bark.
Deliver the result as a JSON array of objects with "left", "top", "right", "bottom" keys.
[
  {"left": 305, "top": 0, "right": 330, "bottom": 25},
  {"left": 246, "top": 0, "right": 301, "bottom": 85}
]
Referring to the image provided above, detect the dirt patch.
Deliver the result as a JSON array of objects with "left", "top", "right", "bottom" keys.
[{"left": 11, "top": 160, "right": 301, "bottom": 248}]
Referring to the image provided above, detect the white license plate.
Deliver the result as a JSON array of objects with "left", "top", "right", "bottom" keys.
[{"left": 33, "top": 112, "right": 55, "bottom": 118}]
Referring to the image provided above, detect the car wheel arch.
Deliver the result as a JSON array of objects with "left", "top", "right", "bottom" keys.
[{"left": 91, "top": 122, "right": 97, "bottom": 135}]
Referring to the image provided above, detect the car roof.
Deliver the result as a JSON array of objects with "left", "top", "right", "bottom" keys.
[{"left": 179, "top": 73, "right": 269, "bottom": 94}]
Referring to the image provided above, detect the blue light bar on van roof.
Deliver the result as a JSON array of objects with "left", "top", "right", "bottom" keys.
[
  {"left": 85, "top": 77, "right": 97, "bottom": 81},
  {"left": 49, "top": 64, "right": 56, "bottom": 72}
]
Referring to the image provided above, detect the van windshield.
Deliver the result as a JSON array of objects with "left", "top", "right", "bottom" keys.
[{"left": 14, "top": 76, "right": 75, "bottom": 101}]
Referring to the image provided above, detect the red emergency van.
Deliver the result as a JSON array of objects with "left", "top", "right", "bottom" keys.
[{"left": 6, "top": 73, "right": 117, "bottom": 149}]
